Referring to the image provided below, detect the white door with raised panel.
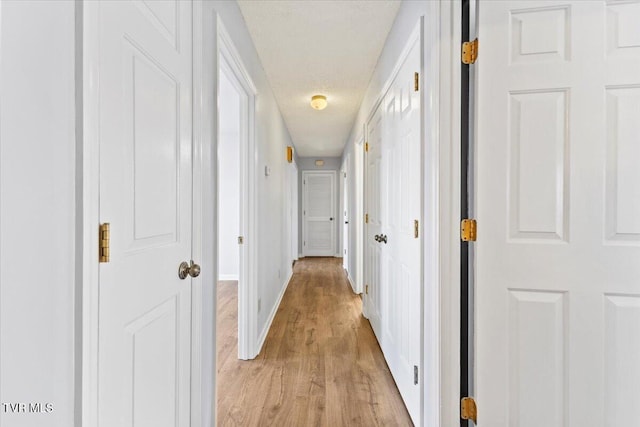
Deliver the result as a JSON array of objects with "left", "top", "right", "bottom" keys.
[
  {"left": 365, "top": 32, "right": 422, "bottom": 425},
  {"left": 476, "top": 2, "right": 640, "bottom": 426},
  {"left": 302, "top": 171, "right": 336, "bottom": 256},
  {"left": 97, "top": 2, "right": 193, "bottom": 426}
]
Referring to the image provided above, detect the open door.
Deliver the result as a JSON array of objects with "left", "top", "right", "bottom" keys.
[
  {"left": 474, "top": 2, "right": 640, "bottom": 425},
  {"left": 95, "top": 1, "right": 194, "bottom": 425}
]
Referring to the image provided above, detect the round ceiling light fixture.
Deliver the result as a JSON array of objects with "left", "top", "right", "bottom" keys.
[{"left": 310, "top": 94, "right": 328, "bottom": 110}]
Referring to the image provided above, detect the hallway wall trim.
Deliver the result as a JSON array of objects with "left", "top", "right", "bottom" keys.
[
  {"left": 257, "top": 271, "right": 294, "bottom": 353},
  {"left": 218, "top": 19, "right": 260, "bottom": 362}
]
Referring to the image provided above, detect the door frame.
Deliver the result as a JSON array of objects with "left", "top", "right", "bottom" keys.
[
  {"left": 353, "top": 132, "right": 365, "bottom": 296},
  {"left": 288, "top": 158, "right": 299, "bottom": 267},
  {"left": 217, "top": 21, "right": 259, "bottom": 361},
  {"left": 81, "top": 1, "right": 212, "bottom": 426},
  {"left": 419, "top": 2, "right": 464, "bottom": 426},
  {"left": 302, "top": 170, "right": 337, "bottom": 257}
]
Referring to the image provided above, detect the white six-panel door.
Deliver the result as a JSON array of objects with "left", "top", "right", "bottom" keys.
[
  {"left": 365, "top": 32, "right": 422, "bottom": 425},
  {"left": 476, "top": 2, "right": 640, "bottom": 425},
  {"left": 302, "top": 171, "right": 336, "bottom": 256},
  {"left": 97, "top": 1, "right": 193, "bottom": 426}
]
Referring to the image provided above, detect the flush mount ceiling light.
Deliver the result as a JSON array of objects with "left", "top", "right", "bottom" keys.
[{"left": 310, "top": 94, "right": 327, "bottom": 110}]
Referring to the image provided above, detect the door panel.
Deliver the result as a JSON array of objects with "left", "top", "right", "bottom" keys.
[
  {"left": 476, "top": 2, "right": 640, "bottom": 426},
  {"left": 97, "top": 1, "right": 193, "bottom": 426},
  {"left": 366, "top": 107, "right": 383, "bottom": 333},
  {"left": 365, "top": 37, "right": 421, "bottom": 424},
  {"left": 303, "top": 171, "right": 336, "bottom": 256}
]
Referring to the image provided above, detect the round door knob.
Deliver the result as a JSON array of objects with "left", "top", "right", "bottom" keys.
[
  {"left": 330, "top": 217, "right": 334, "bottom": 221},
  {"left": 189, "top": 262, "right": 201, "bottom": 278},
  {"left": 381, "top": 235, "right": 388, "bottom": 244},
  {"left": 374, "top": 234, "right": 380, "bottom": 242},
  {"left": 178, "top": 260, "right": 201, "bottom": 279}
]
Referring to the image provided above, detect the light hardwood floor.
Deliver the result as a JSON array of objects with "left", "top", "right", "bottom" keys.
[{"left": 216, "top": 257, "right": 413, "bottom": 426}]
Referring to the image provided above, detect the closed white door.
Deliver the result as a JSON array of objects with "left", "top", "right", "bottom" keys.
[
  {"left": 97, "top": 1, "right": 193, "bottom": 426},
  {"left": 303, "top": 171, "right": 336, "bottom": 256},
  {"left": 476, "top": 2, "right": 640, "bottom": 426},
  {"left": 365, "top": 34, "right": 422, "bottom": 425},
  {"left": 366, "top": 107, "right": 384, "bottom": 334},
  {"left": 342, "top": 167, "right": 350, "bottom": 273},
  {"left": 380, "top": 40, "right": 421, "bottom": 424}
]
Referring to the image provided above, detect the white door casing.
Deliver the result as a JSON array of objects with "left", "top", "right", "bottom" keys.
[
  {"left": 95, "top": 1, "right": 194, "bottom": 426},
  {"left": 476, "top": 2, "right": 640, "bottom": 426},
  {"left": 365, "top": 28, "right": 422, "bottom": 425},
  {"left": 218, "top": 22, "right": 259, "bottom": 361},
  {"left": 302, "top": 171, "right": 336, "bottom": 257}
]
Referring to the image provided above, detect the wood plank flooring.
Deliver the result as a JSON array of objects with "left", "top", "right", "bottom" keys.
[{"left": 216, "top": 257, "right": 413, "bottom": 426}]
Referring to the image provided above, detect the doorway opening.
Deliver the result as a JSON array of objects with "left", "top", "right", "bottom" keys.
[{"left": 215, "top": 24, "right": 259, "bottom": 373}]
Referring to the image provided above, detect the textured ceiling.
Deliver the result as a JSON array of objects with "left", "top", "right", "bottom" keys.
[{"left": 237, "top": 0, "right": 401, "bottom": 157}]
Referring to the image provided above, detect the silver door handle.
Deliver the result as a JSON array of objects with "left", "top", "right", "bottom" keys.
[{"left": 178, "top": 260, "right": 201, "bottom": 279}]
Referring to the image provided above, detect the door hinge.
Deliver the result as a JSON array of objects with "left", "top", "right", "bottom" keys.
[
  {"left": 414, "top": 72, "right": 419, "bottom": 92},
  {"left": 461, "top": 397, "right": 477, "bottom": 424},
  {"left": 365, "top": 213, "right": 369, "bottom": 224},
  {"left": 365, "top": 142, "right": 369, "bottom": 152},
  {"left": 365, "top": 284, "right": 369, "bottom": 294},
  {"left": 461, "top": 219, "right": 477, "bottom": 242},
  {"left": 238, "top": 236, "right": 244, "bottom": 244},
  {"left": 414, "top": 219, "right": 419, "bottom": 238},
  {"left": 99, "top": 223, "right": 110, "bottom": 263},
  {"left": 462, "top": 38, "right": 479, "bottom": 64},
  {"left": 414, "top": 365, "right": 419, "bottom": 385}
]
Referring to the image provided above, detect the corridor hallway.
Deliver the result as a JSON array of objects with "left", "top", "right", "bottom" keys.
[{"left": 217, "top": 258, "right": 413, "bottom": 426}]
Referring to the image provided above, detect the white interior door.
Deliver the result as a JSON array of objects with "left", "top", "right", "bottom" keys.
[
  {"left": 365, "top": 33, "right": 422, "bottom": 425},
  {"left": 476, "top": 2, "right": 640, "bottom": 426},
  {"left": 303, "top": 171, "right": 336, "bottom": 256},
  {"left": 97, "top": 2, "right": 193, "bottom": 426},
  {"left": 366, "top": 106, "right": 383, "bottom": 334},
  {"left": 342, "top": 166, "right": 350, "bottom": 273}
]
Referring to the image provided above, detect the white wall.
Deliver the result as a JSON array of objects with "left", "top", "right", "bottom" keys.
[
  {"left": 0, "top": 2, "right": 78, "bottom": 426},
  {"left": 297, "top": 156, "right": 342, "bottom": 256},
  {"left": 218, "top": 71, "right": 241, "bottom": 280},
  {"left": 204, "top": 1, "right": 296, "bottom": 341}
]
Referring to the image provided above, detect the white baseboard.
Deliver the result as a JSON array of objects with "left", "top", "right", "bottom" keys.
[
  {"left": 334, "top": 253, "right": 342, "bottom": 258},
  {"left": 218, "top": 274, "right": 239, "bottom": 281},
  {"left": 298, "top": 254, "right": 304, "bottom": 259},
  {"left": 256, "top": 270, "right": 294, "bottom": 354},
  {"left": 346, "top": 271, "right": 360, "bottom": 294}
]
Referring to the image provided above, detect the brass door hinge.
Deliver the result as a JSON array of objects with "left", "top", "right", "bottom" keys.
[
  {"left": 414, "top": 72, "right": 419, "bottom": 92},
  {"left": 365, "top": 284, "right": 369, "bottom": 295},
  {"left": 365, "top": 142, "right": 369, "bottom": 152},
  {"left": 99, "top": 223, "right": 110, "bottom": 263},
  {"left": 414, "top": 219, "right": 419, "bottom": 238},
  {"left": 461, "top": 219, "right": 477, "bottom": 242},
  {"left": 461, "top": 397, "right": 477, "bottom": 424},
  {"left": 462, "top": 38, "right": 479, "bottom": 64},
  {"left": 365, "top": 213, "right": 369, "bottom": 224},
  {"left": 238, "top": 236, "right": 244, "bottom": 244}
]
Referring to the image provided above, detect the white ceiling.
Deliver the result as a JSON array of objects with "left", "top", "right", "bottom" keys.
[{"left": 237, "top": 0, "right": 401, "bottom": 157}]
